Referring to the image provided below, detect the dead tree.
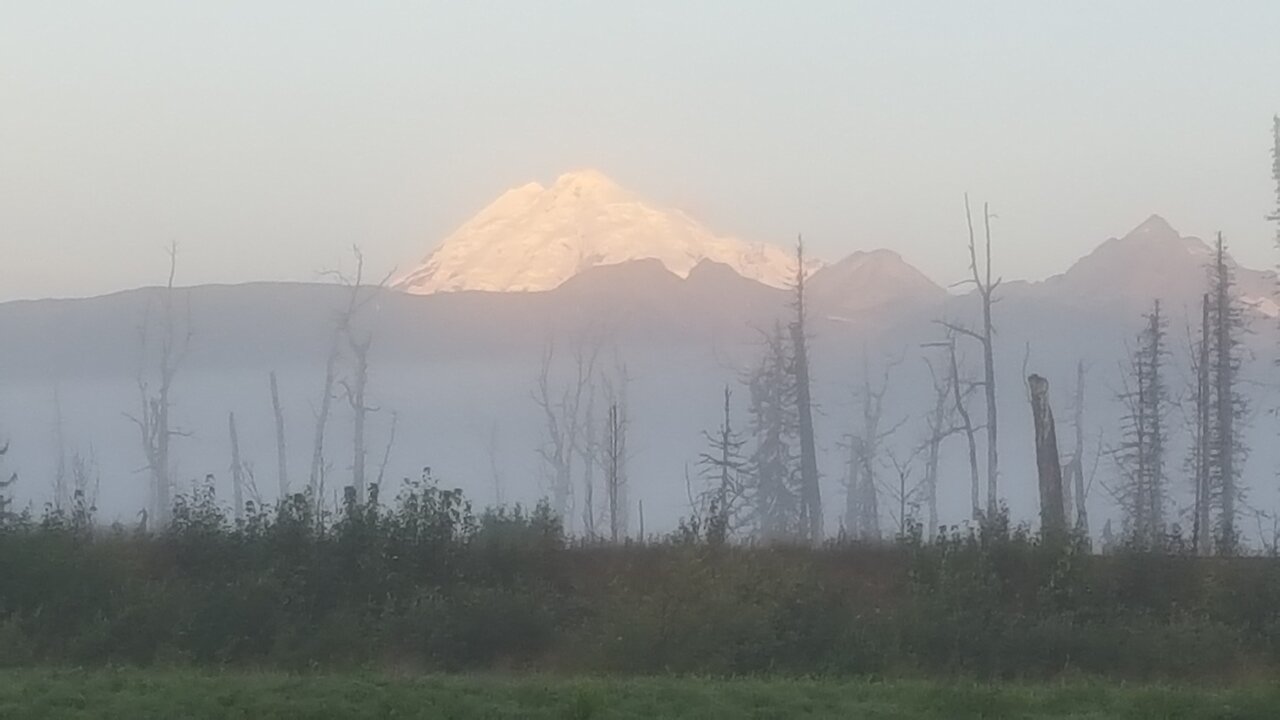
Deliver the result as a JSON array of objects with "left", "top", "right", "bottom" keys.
[
  {"left": 1112, "top": 302, "right": 1168, "bottom": 549},
  {"left": 374, "top": 411, "right": 398, "bottom": 492},
  {"left": 843, "top": 358, "right": 904, "bottom": 541},
  {"left": 1028, "top": 374, "right": 1066, "bottom": 542},
  {"left": 1209, "top": 233, "right": 1248, "bottom": 554},
  {"left": 321, "top": 246, "right": 389, "bottom": 509},
  {"left": 698, "top": 385, "right": 749, "bottom": 542},
  {"left": 602, "top": 360, "right": 630, "bottom": 541},
  {"left": 52, "top": 387, "right": 69, "bottom": 514},
  {"left": 882, "top": 447, "right": 922, "bottom": 539},
  {"left": 925, "top": 334, "right": 982, "bottom": 522},
  {"left": 1063, "top": 361, "right": 1091, "bottom": 538},
  {"left": 942, "top": 195, "right": 1001, "bottom": 519},
  {"left": 127, "top": 242, "right": 190, "bottom": 528},
  {"left": 269, "top": 371, "right": 288, "bottom": 500},
  {"left": 535, "top": 337, "right": 599, "bottom": 530},
  {"left": 604, "top": 402, "right": 626, "bottom": 543},
  {"left": 1190, "top": 293, "right": 1213, "bottom": 555},
  {"left": 0, "top": 442, "right": 15, "bottom": 523},
  {"left": 342, "top": 335, "right": 374, "bottom": 505},
  {"left": 919, "top": 354, "right": 966, "bottom": 540},
  {"left": 746, "top": 322, "right": 803, "bottom": 543},
  {"left": 229, "top": 412, "right": 245, "bottom": 523},
  {"left": 309, "top": 329, "right": 339, "bottom": 513},
  {"left": 791, "top": 236, "right": 823, "bottom": 544},
  {"left": 579, "top": 383, "right": 598, "bottom": 539},
  {"left": 70, "top": 447, "right": 100, "bottom": 525}
]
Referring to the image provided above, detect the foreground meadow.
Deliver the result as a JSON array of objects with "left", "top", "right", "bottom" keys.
[{"left": 1, "top": 669, "right": 1277, "bottom": 720}]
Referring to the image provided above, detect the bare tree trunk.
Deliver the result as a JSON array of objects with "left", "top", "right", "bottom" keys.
[
  {"left": 52, "top": 387, "right": 69, "bottom": 514},
  {"left": 345, "top": 337, "right": 372, "bottom": 505},
  {"left": 581, "top": 386, "right": 597, "bottom": 539},
  {"left": 535, "top": 337, "right": 600, "bottom": 533},
  {"left": 922, "top": 360, "right": 951, "bottom": 542},
  {"left": 842, "top": 436, "right": 861, "bottom": 537},
  {"left": 375, "top": 411, "right": 397, "bottom": 492},
  {"left": 792, "top": 236, "right": 822, "bottom": 544},
  {"left": 0, "top": 443, "right": 16, "bottom": 523},
  {"left": 1194, "top": 293, "right": 1211, "bottom": 555},
  {"left": 129, "top": 242, "right": 188, "bottom": 529},
  {"left": 1068, "top": 360, "right": 1089, "bottom": 538},
  {"left": 229, "top": 411, "right": 244, "bottom": 523},
  {"left": 605, "top": 402, "right": 626, "bottom": 543},
  {"left": 945, "top": 337, "right": 981, "bottom": 522},
  {"left": 310, "top": 330, "right": 339, "bottom": 512},
  {"left": 269, "top": 371, "right": 288, "bottom": 500},
  {"left": 976, "top": 201, "right": 1000, "bottom": 518},
  {"left": 1212, "top": 234, "right": 1238, "bottom": 554},
  {"left": 1028, "top": 374, "right": 1066, "bottom": 542},
  {"left": 1030, "top": 373, "right": 1067, "bottom": 540}
]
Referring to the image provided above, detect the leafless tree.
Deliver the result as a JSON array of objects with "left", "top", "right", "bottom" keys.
[
  {"left": 0, "top": 441, "right": 16, "bottom": 523},
  {"left": 941, "top": 195, "right": 1001, "bottom": 519},
  {"left": 309, "top": 328, "right": 339, "bottom": 513},
  {"left": 341, "top": 334, "right": 375, "bottom": 505},
  {"left": 269, "top": 371, "right": 288, "bottom": 500},
  {"left": 791, "top": 236, "right": 822, "bottom": 544},
  {"left": 1110, "top": 302, "right": 1168, "bottom": 549},
  {"left": 535, "top": 335, "right": 600, "bottom": 531},
  {"left": 881, "top": 447, "right": 924, "bottom": 539},
  {"left": 319, "top": 246, "right": 390, "bottom": 509},
  {"left": 1208, "top": 234, "right": 1248, "bottom": 554},
  {"left": 843, "top": 357, "right": 905, "bottom": 541},
  {"left": 51, "top": 387, "right": 69, "bottom": 514},
  {"left": 604, "top": 401, "right": 627, "bottom": 543},
  {"left": 126, "top": 242, "right": 190, "bottom": 528},
  {"left": 925, "top": 333, "right": 982, "bottom": 522},
  {"left": 918, "top": 354, "right": 967, "bottom": 540},
  {"left": 1063, "top": 361, "right": 1091, "bottom": 537},
  {"left": 375, "top": 410, "right": 398, "bottom": 492},
  {"left": 228, "top": 411, "right": 246, "bottom": 523},
  {"left": 601, "top": 359, "right": 631, "bottom": 541},
  {"left": 579, "top": 382, "right": 598, "bottom": 539},
  {"left": 69, "top": 447, "right": 100, "bottom": 526},
  {"left": 746, "top": 322, "right": 803, "bottom": 543},
  {"left": 1190, "top": 293, "right": 1213, "bottom": 555},
  {"left": 698, "top": 385, "right": 749, "bottom": 542}
]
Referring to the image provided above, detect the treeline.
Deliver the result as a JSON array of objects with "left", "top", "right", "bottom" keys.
[
  {"left": 3, "top": 476, "right": 1280, "bottom": 680},
  {"left": 691, "top": 122, "right": 1280, "bottom": 553}
]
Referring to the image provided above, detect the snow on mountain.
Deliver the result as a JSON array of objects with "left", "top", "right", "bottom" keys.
[{"left": 394, "top": 169, "right": 809, "bottom": 294}]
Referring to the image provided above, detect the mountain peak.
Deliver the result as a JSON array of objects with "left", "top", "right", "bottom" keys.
[
  {"left": 395, "top": 171, "right": 803, "bottom": 294},
  {"left": 1126, "top": 213, "right": 1178, "bottom": 240}
]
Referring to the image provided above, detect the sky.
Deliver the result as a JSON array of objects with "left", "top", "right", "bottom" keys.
[{"left": 2, "top": 1, "right": 1279, "bottom": 301}]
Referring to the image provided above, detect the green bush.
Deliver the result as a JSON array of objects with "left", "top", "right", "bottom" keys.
[{"left": 2, "top": 479, "right": 1280, "bottom": 680}]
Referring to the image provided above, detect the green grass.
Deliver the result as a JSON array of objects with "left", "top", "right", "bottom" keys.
[{"left": 0, "top": 669, "right": 1277, "bottom": 719}]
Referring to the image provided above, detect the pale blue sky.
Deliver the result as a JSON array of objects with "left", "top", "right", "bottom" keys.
[{"left": 2, "top": 1, "right": 1278, "bottom": 300}]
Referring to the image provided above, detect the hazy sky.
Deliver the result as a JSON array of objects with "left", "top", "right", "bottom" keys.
[{"left": 3, "top": 1, "right": 1279, "bottom": 301}]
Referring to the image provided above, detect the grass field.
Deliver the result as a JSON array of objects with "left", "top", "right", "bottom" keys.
[{"left": 0, "top": 670, "right": 1277, "bottom": 720}]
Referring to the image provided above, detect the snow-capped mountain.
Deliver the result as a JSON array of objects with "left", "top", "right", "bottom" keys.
[{"left": 394, "top": 169, "right": 810, "bottom": 294}]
